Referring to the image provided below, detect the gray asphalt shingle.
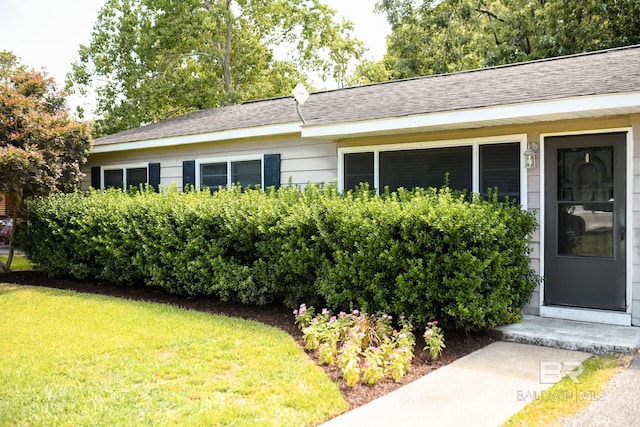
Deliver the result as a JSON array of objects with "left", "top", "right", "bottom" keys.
[{"left": 95, "top": 45, "right": 640, "bottom": 146}]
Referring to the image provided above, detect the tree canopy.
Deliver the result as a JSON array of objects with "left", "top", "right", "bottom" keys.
[
  {"left": 0, "top": 51, "right": 92, "bottom": 271},
  {"left": 356, "top": 0, "right": 640, "bottom": 82},
  {"left": 69, "top": 0, "right": 364, "bottom": 136}
]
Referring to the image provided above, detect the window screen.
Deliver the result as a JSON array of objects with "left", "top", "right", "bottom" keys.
[
  {"left": 479, "top": 143, "right": 520, "bottom": 202},
  {"left": 104, "top": 169, "right": 124, "bottom": 189},
  {"left": 232, "top": 160, "right": 262, "bottom": 188},
  {"left": 379, "top": 147, "right": 472, "bottom": 192},
  {"left": 344, "top": 152, "right": 374, "bottom": 191},
  {"left": 126, "top": 167, "right": 148, "bottom": 189},
  {"left": 201, "top": 163, "right": 227, "bottom": 189}
]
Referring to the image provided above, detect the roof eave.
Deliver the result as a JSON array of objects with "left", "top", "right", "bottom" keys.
[
  {"left": 300, "top": 92, "right": 640, "bottom": 140},
  {"left": 91, "top": 122, "right": 302, "bottom": 154}
]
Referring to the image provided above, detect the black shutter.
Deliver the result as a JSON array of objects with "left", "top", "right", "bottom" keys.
[
  {"left": 263, "top": 154, "right": 281, "bottom": 189},
  {"left": 91, "top": 166, "right": 101, "bottom": 189},
  {"left": 183, "top": 160, "right": 196, "bottom": 191},
  {"left": 149, "top": 163, "right": 161, "bottom": 192}
]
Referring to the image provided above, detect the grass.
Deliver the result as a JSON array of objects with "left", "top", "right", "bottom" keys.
[
  {"left": 0, "top": 284, "right": 348, "bottom": 426},
  {"left": 0, "top": 252, "right": 34, "bottom": 271},
  {"left": 502, "top": 354, "right": 631, "bottom": 426}
]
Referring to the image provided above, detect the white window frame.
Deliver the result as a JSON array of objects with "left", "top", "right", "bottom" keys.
[
  {"left": 338, "top": 134, "right": 529, "bottom": 209},
  {"left": 101, "top": 163, "right": 149, "bottom": 189},
  {"left": 195, "top": 155, "right": 264, "bottom": 189}
]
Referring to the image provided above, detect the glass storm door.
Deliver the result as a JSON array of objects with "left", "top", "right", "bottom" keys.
[{"left": 544, "top": 133, "right": 626, "bottom": 311}]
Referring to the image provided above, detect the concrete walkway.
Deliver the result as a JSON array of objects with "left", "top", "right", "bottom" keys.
[
  {"left": 322, "top": 316, "right": 640, "bottom": 427},
  {"left": 322, "top": 341, "right": 591, "bottom": 427}
]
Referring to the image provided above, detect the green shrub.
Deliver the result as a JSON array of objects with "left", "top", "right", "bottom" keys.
[{"left": 20, "top": 184, "right": 538, "bottom": 331}]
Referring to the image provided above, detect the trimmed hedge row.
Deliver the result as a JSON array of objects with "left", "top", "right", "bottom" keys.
[{"left": 20, "top": 185, "right": 538, "bottom": 330}]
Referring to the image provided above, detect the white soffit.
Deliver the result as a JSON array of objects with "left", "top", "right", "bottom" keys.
[
  {"left": 91, "top": 122, "right": 302, "bottom": 154},
  {"left": 301, "top": 92, "right": 640, "bottom": 139}
]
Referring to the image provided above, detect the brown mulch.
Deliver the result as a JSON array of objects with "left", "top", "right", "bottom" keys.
[{"left": 1, "top": 271, "right": 493, "bottom": 409}]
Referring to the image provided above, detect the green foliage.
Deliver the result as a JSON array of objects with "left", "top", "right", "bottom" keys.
[
  {"left": 423, "top": 320, "right": 446, "bottom": 361},
  {"left": 362, "top": 0, "right": 640, "bottom": 82},
  {"left": 21, "top": 184, "right": 538, "bottom": 331},
  {"left": 295, "top": 307, "right": 415, "bottom": 386},
  {"left": 69, "top": 0, "right": 364, "bottom": 135},
  {"left": 0, "top": 51, "right": 92, "bottom": 272}
]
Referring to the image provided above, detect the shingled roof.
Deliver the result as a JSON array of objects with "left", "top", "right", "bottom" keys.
[{"left": 95, "top": 45, "right": 640, "bottom": 146}]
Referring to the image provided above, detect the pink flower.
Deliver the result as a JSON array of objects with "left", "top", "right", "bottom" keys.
[
  {"left": 293, "top": 309, "right": 298, "bottom": 315},
  {"left": 330, "top": 316, "right": 337, "bottom": 323}
]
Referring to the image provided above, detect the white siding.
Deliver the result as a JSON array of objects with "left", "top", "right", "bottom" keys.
[{"left": 83, "top": 135, "right": 338, "bottom": 190}]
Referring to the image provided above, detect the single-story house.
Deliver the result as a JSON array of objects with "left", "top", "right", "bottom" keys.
[{"left": 84, "top": 44, "right": 640, "bottom": 327}]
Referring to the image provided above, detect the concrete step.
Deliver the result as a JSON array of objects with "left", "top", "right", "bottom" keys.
[{"left": 491, "top": 315, "right": 640, "bottom": 354}]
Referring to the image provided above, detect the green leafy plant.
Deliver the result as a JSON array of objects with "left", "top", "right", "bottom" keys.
[
  {"left": 294, "top": 306, "right": 415, "bottom": 387},
  {"left": 22, "top": 184, "right": 538, "bottom": 331},
  {"left": 423, "top": 320, "right": 446, "bottom": 361}
]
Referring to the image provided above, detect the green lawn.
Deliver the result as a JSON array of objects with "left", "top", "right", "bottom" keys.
[
  {"left": 0, "top": 253, "right": 34, "bottom": 271},
  {"left": 0, "top": 284, "right": 347, "bottom": 426}
]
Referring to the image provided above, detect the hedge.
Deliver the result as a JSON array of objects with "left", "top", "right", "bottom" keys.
[{"left": 20, "top": 184, "right": 539, "bottom": 331}]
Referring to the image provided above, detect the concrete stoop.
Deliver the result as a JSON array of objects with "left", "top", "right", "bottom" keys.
[{"left": 491, "top": 315, "right": 640, "bottom": 354}]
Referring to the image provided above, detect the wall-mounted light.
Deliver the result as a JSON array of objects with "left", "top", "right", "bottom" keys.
[{"left": 524, "top": 142, "right": 539, "bottom": 169}]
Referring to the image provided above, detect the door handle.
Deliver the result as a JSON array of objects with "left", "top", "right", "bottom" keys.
[{"left": 621, "top": 226, "right": 625, "bottom": 241}]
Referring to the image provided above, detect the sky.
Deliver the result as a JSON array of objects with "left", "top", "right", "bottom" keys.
[{"left": 0, "top": 0, "right": 390, "bottom": 114}]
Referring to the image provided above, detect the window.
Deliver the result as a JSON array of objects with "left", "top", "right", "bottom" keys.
[
  {"left": 479, "top": 143, "right": 520, "bottom": 202},
  {"left": 102, "top": 165, "right": 148, "bottom": 189},
  {"left": 341, "top": 136, "right": 524, "bottom": 204},
  {"left": 344, "top": 152, "right": 374, "bottom": 190},
  {"left": 379, "top": 147, "right": 472, "bottom": 192},
  {"left": 197, "top": 157, "right": 263, "bottom": 190}
]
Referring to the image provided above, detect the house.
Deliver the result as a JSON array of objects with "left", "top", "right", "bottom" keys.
[
  {"left": 84, "top": 45, "right": 640, "bottom": 327},
  {"left": 0, "top": 193, "right": 15, "bottom": 217}
]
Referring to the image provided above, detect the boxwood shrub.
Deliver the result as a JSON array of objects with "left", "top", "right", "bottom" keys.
[{"left": 20, "top": 184, "right": 538, "bottom": 331}]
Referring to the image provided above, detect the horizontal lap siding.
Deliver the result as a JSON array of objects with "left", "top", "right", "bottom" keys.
[{"left": 82, "top": 136, "right": 337, "bottom": 191}]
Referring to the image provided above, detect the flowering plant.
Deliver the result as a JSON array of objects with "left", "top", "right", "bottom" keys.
[
  {"left": 423, "top": 320, "right": 446, "bottom": 361},
  {"left": 294, "top": 306, "right": 416, "bottom": 387}
]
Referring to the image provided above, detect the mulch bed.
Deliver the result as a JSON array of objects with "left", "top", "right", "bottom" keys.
[{"left": 1, "top": 271, "right": 493, "bottom": 409}]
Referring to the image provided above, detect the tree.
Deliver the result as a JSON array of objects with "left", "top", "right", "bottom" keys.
[
  {"left": 0, "top": 52, "right": 93, "bottom": 272},
  {"left": 359, "top": 0, "right": 640, "bottom": 82},
  {"left": 68, "top": 0, "right": 364, "bottom": 136}
]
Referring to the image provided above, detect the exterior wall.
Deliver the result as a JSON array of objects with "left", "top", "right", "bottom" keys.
[
  {"left": 338, "top": 115, "right": 636, "bottom": 319},
  {"left": 0, "top": 193, "right": 15, "bottom": 217},
  {"left": 85, "top": 113, "right": 640, "bottom": 324},
  {"left": 82, "top": 135, "right": 337, "bottom": 190}
]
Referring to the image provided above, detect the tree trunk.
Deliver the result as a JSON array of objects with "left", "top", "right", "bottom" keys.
[
  {"left": 223, "top": 0, "right": 232, "bottom": 93},
  {"left": 0, "top": 192, "right": 22, "bottom": 273}
]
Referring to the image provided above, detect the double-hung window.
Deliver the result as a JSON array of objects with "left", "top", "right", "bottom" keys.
[
  {"left": 197, "top": 157, "right": 263, "bottom": 190},
  {"left": 102, "top": 164, "right": 148, "bottom": 190},
  {"left": 340, "top": 135, "right": 526, "bottom": 204}
]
